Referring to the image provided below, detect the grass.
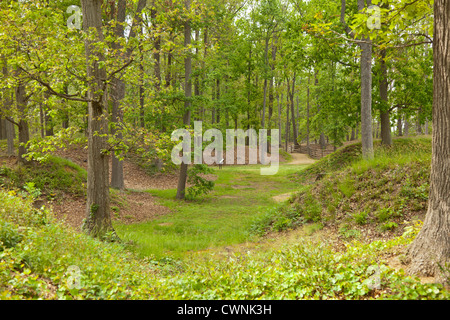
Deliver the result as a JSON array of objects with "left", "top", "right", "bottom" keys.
[{"left": 115, "top": 164, "right": 306, "bottom": 259}]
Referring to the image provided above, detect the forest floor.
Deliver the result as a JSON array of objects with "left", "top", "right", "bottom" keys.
[
  {"left": 0, "top": 145, "right": 303, "bottom": 233},
  {"left": 0, "top": 138, "right": 444, "bottom": 289}
]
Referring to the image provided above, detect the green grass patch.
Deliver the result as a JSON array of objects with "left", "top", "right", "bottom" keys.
[{"left": 115, "top": 164, "right": 307, "bottom": 258}]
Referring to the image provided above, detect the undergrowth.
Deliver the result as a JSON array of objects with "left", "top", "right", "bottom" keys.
[
  {"left": 1, "top": 188, "right": 448, "bottom": 299},
  {"left": 0, "top": 155, "right": 86, "bottom": 199}
]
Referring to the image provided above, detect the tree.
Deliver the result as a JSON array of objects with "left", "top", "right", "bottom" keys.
[
  {"left": 378, "top": 48, "right": 392, "bottom": 146},
  {"left": 80, "top": 0, "right": 114, "bottom": 238},
  {"left": 356, "top": 0, "right": 374, "bottom": 159},
  {"left": 109, "top": 0, "right": 147, "bottom": 190},
  {"left": 109, "top": 0, "right": 127, "bottom": 191},
  {"left": 176, "top": 0, "right": 192, "bottom": 200},
  {"left": 1, "top": 56, "right": 15, "bottom": 156},
  {"left": 406, "top": 0, "right": 450, "bottom": 284}
]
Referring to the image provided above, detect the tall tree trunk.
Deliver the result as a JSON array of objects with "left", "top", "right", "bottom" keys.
[
  {"left": 397, "top": 112, "right": 403, "bottom": 136},
  {"left": 62, "top": 86, "right": 70, "bottom": 129},
  {"left": 5, "top": 119, "right": 14, "bottom": 156},
  {"left": 268, "top": 38, "right": 276, "bottom": 153},
  {"left": 261, "top": 36, "right": 269, "bottom": 128},
  {"left": 216, "top": 78, "right": 220, "bottom": 123},
  {"left": 15, "top": 76, "right": 30, "bottom": 164},
  {"left": 0, "top": 119, "right": 5, "bottom": 140},
  {"left": 211, "top": 78, "right": 216, "bottom": 124},
  {"left": 176, "top": 0, "right": 192, "bottom": 200},
  {"left": 404, "top": 117, "right": 410, "bottom": 136},
  {"left": 289, "top": 72, "right": 298, "bottom": 146},
  {"left": 277, "top": 90, "right": 282, "bottom": 147},
  {"left": 407, "top": 0, "right": 450, "bottom": 284},
  {"left": 139, "top": 42, "right": 145, "bottom": 128},
  {"left": 139, "top": 85, "right": 145, "bottom": 128},
  {"left": 111, "top": 77, "right": 125, "bottom": 190},
  {"left": 39, "top": 105, "right": 45, "bottom": 138},
  {"left": 151, "top": 5, "right": 163, "bottom": 130},
  {"left": 416, "top": 107, "right": 423, "bottom": 134},
  {"left": 306, "top": 75, "right": 310, "bottom": 153},
  {"left": 81, "top": 0, "right": 113, "bottom": 238},
  {"left": 110, "top": 0, "right": 127, "bottom": 190},
  {"left": 194, "top": 29, "right": 201, "bottom": 121},
  {"left": 358, "top": 0, "right": 374, "bottom": 159},
  {"left": 379, "top": 49, "right": 392, "bottom": 146},
  {"left": 2, "top": 60, "right": 14, "bottom": 155},
  {"left": 285, "top": 85, "right": 289, "bottom": 152},
  {"left": 246, "top": 42, "right": 252, "bottom": 145}
]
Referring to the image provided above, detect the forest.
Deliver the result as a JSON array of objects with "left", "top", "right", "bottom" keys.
[{"left": 0, "top": 0, "right": 449, "bottom": 301}]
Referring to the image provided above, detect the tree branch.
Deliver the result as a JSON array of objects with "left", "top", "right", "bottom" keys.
[
  {"left": 20, "top": 68, "right": 91, "bottom": 103},
  {"left": 0, "top": 110, "right": 20, "bottom": 127},
  {"left": 107, "top": 58, "right": 134, "bottom": 81}
]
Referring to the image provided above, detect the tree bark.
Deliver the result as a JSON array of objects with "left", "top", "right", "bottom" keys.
[
  {"left": 285, "top": 85, "right": 289, "bottom": 152},
  {"left": 176, "top": 0, "right": 192, "bottom": 200},
  {"left": 289, "top": 72, "right": 299, "bottom": 146},
  {"left": 277, "top": 91, "right": 282, "bottom": 147},
  {"left": 397, "top": 112, "right": 403, "bottom": 136},
  {"left": 216, "top": 79, "right": 220, "bottom": 123},
  {"left": 39, "top": 105, "right": 45, "bottom": 138},
  {"left": 151, "top": 4, "right": 164, "bottom": 130},
  {"left": 81, "top": 0, "right": 114, "bottom": 238},
  {"left": 404, "top": 117, "right": 410, "bottom": 136},
  {"left": 139, "top": 48, "right": 145, "bottom": 128},
  {"left": 2, "top": 59, "right": 15, "bottom": 155},
  {"left": 15, "top": 76, "right": 30, "bottom": 164},
  {"left": 416, "top": 107, "right": 423, "bottom": 134},
  {"left": 358, "top": 0, "right": 374, "bottom": 159},
  {"left": 379, "top": 49, "right": 392, "bottom": 146},
  {"left": 341, "top": 0, "right": 373, "bottom": 155},
  {"left": 306, "top": 75, "right": 311, "bottom": 154},
  {"left": 406, "top": 0, "right": 450, "bottom": 284},
  {"left": 110, "top": 0, "right": 126, "bottom": 190},
  {"left": 5, "top": 118, "right": 14, "bottom": 156},
  {"left": 0, "top": 119, "right": 5, "bottom": 140},
  {"left": 111, "top": 77, "right": 125, "bottom": 190},
  {"left": 261, "top": 36, "right": 269, "bottom": 128}
]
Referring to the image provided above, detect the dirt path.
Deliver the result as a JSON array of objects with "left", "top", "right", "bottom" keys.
[{"left": 287, "top": 153, "right": 316, "bottom": 165}]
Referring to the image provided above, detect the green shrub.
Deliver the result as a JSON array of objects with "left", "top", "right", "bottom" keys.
[
  {"left": 186, "top": 164, "right": 215, "bottom": 200},
  {"left": 302, "top": 193, "right": 322, "bottom": 222},
  {"left": 339, "top": 224, "right": 361, "bottom": 239},
  {"left": 0, "top": 220, "right": 23, "bottom": 250},
  {"left": 338, "top": 178, "right": 355, "bottom": 198},
  {"left": 353, "top": 211, "right": 368, "bottom": 225},
  {"left": 376, "top": 207, "right": 394, "bottom": 223},
  {"left": 380, "top": 222, "right": 398, "bottom": 232}
]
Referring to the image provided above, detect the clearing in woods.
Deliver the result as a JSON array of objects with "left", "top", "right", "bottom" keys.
[{"left": 113, "top": 152, "right": 316, "bottom": 258}]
